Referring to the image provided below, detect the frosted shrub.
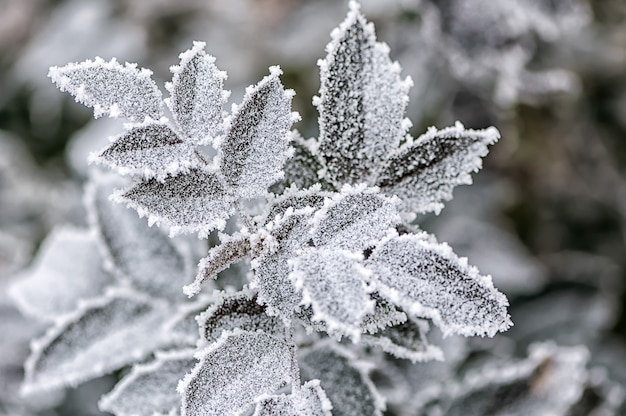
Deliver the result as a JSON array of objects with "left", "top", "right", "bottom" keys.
[{"left": 9, "top": 2, "right": 568, "bottom": 415}]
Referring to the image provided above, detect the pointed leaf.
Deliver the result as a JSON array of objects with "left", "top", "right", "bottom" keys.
[
  {"left": 376, "top": 122, "right": 500, "bottom": 214},
  {"left": 115, "top": 168, "right": 236, "bottom": 238},
  {"left": 253, "top": 380, "right": 333, "bottom": 416},
  {"left": 290, "top": 248, "right": 374, "bottom": 340},
  {"left": 366, "top": 232, "right": 512, "bottom": 337},
  {"left": 166, "top": 41, "right": 229, "bottom": 144},
  {"left": 178, "top": 330, "right": 292, "bottom": 416},
  {"left": 310, "top": 184, "right": 400, "bottom": 251},
  {"left": 218, "top": 67, "right": 298, "bottom": 199},
  {"left": 299, "top": 343, "right": 385, "bottom": 416},
  {"left": 49, "top": 57, "right": 163, "bottom": 121},
  {"left": 99, "top": 349, "right": 196, "bottom": 416},
  {"left": 9, "top": 227, "right": 113, "bottom": 321},
  {"left": 88, "top": 176, "right": 190, "bottom": 301},
  {"left": 197, "top": 291, "right": 285, "bottom": 345},
  {"left": 22, "top": 290, "right": 170, "bottom": 394},
  {"left": 183, "top": 233, "right": 250, "bottom": 297},
  {"left": 92, "top": 121, "right": 198, "bottom": 181},
  {"left": 271, "top": 131, "right": 328, "bottom": 194},
  {"left": 315, "top": 2, "right": 412, "bottom": 185},
  {"left": 264, "top": 185, "right": 329, "bottom": 225}
]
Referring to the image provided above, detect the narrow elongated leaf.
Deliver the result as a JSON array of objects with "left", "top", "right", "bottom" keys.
[
  {"left": 218, "top": 66, "right": 298, "bottom": 199},
  {"left": 271, "top": 131, "right": 328, "bottom": 194},
  {"left": 315, "top": 1, "right": 412, "bottom": 185},
  {"left": 376, "top": 122, "right": 500, "bottom": 214},
  {"left": 198, "top": 291, "right": 285, "bottom": 345},
  {"left": 115, "top": 168, "right": 235, "bottom": 238},
  {"left": 166, "top": 41, "right": 229, "bottom": 144},
  {"left": 99, "top": 349, "right": 196, "bottom": 416},
  {"left": 49, "top": 57, "right": 163, "bottom": 121},
  {"left": 253, "top": 380, "right": 333, "bottom": 416},
  {"left": 89, "top": 176, "right": 190, "bottom": 301},
  {"left": 366, "top": 232, "right": 512, "bottom": 337},
  {"left": 9, "top": 227, "right": 113, "bottom": 320},
  {"left": 183, "top": 233, "right": 251, "bottom": 297},
  {"left": 22, "top": 290, "right": 170, "bottom": 394},
  {"left": 310, "top": 184, "right": 399, "bottom": 251},
  {"left": 92, "top": 122, "right": 198, "bottom": 181},
  {"left": 264, "top": 186, "right": 329, "bottom": 225},
  {"left": 290, "top": 248, "right": 373, "bottom": 340},
  {"left": 178, "top": 330, "right": 292, "bottom": 416},
  {"left": 299, "top": 344, "right": 385, "bottom": 416},
  {"left": 361, "top": 317, "right": 444, "bottom": 363}
]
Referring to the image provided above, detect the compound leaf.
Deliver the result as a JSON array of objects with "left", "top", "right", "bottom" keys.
[
  {"left": 376, "top": 122, "right": 500, "bottom": 215},
  {"left": 315, "top": 2, "right": 412, "bottom": 185},
  {"left": 9, "top": 227, "right": 113, "bottom": 321},
  {"left": 92, "top": 121, "right": 198, "bottom": 181},
  {"left": 166, "top": 41, "right": 229, "bottom": 145},
  {"left": 253, "top": 380, "right": 333, "bottom": 416},
  {"left": 115, "top": 168, "right": 235, "bottom": 238},
  {"left": 218, "top": 67, "right": 298, "bottom": 199},
  {"left": 178, "top": 330, "right": 292, "bottom": 416},
  {"left": 366, "top": 232, "right": 512, "bottom": 337},
  {"left": 49, "top": 57, "right": 163, "bottom": 121},
  {"left": 23, "top": 290, "right": 170, "bottom": 394},
  {"left": 299, "top": 343, "right": 385, "bottom": 416},
  {"left": 310, "top": 184, "right": 399, "bottom": 251},
  {"left": 99, "top": 349, "right": 196, "bottom": 416}
]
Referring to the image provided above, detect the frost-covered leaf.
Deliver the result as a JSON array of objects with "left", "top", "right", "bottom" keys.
[
  {"left": 366, "top": 232, "right": 511, "bottom": 337},
  {"left": 264, "top": 186, "right": 329, "bottom": 225},
  {"left": 315, "top": 1, "right": 412, "bottom": 185},
  {"left": 178, "top": 330, "right": 292, "bottom": 416},
  {"left": 89, "top": 177, "right": 190, "bottom": 301},
  {"left": 310, "top": 184, "right": 399, "bottom": 251},
  {"left": 197, "top": 291, "right": 285, "bottom": 345},
  {"left": 166, "top": 41, "right": 229, "bottom": 145},
  {"left": 376, "top": 122, "right": 500, "bottom": 215},
  {"left": 49, "top": 57, "right": 163, "bottom": 121},
  {"left": 271, "top": 131, "right": 328, "bottom": 194},
  {"left": 290, "top": 249, "right": 373, "bottom": 340},
  {"left": 91, "top": 121, "right": 198, "bottom": 181},
  {"left": 163, "top": 296, "right": 214, "bottom": 346},
  {"left": 218, "top": 66, "right": 298, "bottom": 199},
  {"left": 360, "top": 294, "right": 408, "bottom": 334},
  {"left": 23, "top": 290, "right": 170, "bottom": 394},
  {"left": 9, "top": 227, "right": 113, "bottom": 320},
  {"left": 99, "top": 349, "right": 196, "bottom": 416},
  {"left": 440, "top": 343, "right": 590, "bottom": 416},
  {"left": 116, "top": 168, "right": 235, "bottom": 237},
  {"left": 183, "top": 233, "right": 250, "bottom": 297},
  {"left": 361, "top": 317, "right": 444, "bottom": 363},
  {"left": 299, "top": 344, "right": 384, "bottom": 416},
  {"left": 253, "top": 380, "right": 332, "bottom": 416}
]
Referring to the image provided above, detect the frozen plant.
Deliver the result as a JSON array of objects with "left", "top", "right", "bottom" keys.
[{"left": 13, "top": 2, "right": 515, "bottom": 415}]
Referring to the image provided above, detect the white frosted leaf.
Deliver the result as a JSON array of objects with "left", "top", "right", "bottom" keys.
[
  {"left": 92, "top": 122, "right": 198, "bottom": 181},
  {"left": 366, "top": 233, "right": 512, "bottom": 337},
  {"left": 376, "top": 123, "right": 500, "bottom": 215},
  {"left": 48, "top": 57, "right": 163, "bottom": 121},
  {"left": 163, "top": 296, "right": 214, "bottom": 346},
  {"left": 89, "top": 177, "right": 190, "bottom": 302},
  {"left": 299, "top": 344, "right": 384, "bottom": 416},
  {"left": 290, "top": 249, "right": 373, "bottom": 340},
  {"left": 166, "top": 41, "right": 228, "bottom": 144},
  {"left": 99, "top": 349, "right": 196, "bottom": 416},
  {"left": 360, "top": 294, "right": 408, "bottom": 334},
  {"left": 23, "top": 290, "right": 170, "bottom": 394},
  {"left": 197, "top": 291, "right": 285, "bottom": 345},
  {"left": 316, "top": 2, "right": 411, "bottom": 185},
  {"left": 441, "top": 343, "right": 590, "bottom": 416},
  {"left": 310, "top": 184, "right": 400, "bottom": 251},
  {"left": 253, "top": 380, "right": 333, "bottom": 416},
  {"left": 271, "top": 132, "right": 327, "bottom": 194},
  {"left": 115, "top": 168, "right": 235, "bottom": 238},
  {"left": 178, "top": 330, "right": 292, "bottom": 416},
  {"left": 183, "top": 233, "right": 250, "bottom": 297},
  {"left": 264, "top": 186, "right": 329, "bottom": 225},
  {"left": 9, "top": 227, "right": 113, "bottom": 321},
  {"left": 361, "top": 317, "right": 444, "bottom": 363},
  {"left": 218, "top": 67, "right": 297, "bottom": 199}
]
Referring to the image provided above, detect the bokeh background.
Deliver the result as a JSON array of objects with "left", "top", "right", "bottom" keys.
[{"left": 1, "top": 0, "right": 625, "bottom": 414}]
